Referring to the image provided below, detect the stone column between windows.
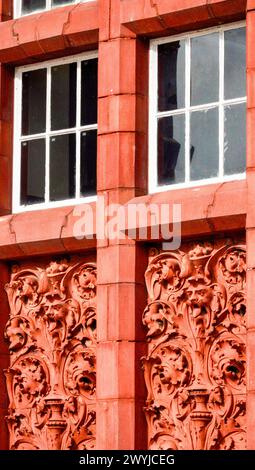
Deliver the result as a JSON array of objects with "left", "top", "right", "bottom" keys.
[
  {"left": 0, "top": 1, "right": 13, "bottom": 449},
  {"left": 246, "top": 1, "right": 255, "bottom": 451},
  {"left": 96, "top": 0, "right": 148, "bottom": 450},
  {"left": 0, "top": 1, "right": 13, "bottom": 215},
  {"left": 0, "top": 64, "right": 13, "bottom": 215}
]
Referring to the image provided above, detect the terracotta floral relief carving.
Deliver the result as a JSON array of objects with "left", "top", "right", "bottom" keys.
[
  {"left": 142, "top": 240, "right": 246, "bottom": 450},
  {"left": 4, "top": 259, "right": 96, "bottom": 450}
]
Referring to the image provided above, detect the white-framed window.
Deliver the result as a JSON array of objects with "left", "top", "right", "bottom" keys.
[
  {"left": 149, "top": 22, "right": 246, "bottom": 194},
  {"left": 13, "top": 52, "right": 98, "bottom": 212},
  {"left": 14, "top": 0, "right": 92, "bottom": 18}
]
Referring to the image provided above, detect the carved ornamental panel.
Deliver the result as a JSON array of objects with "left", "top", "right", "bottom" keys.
[
  {"left": 4, "top": 259, "right": 96, "bottom": 450},
  {"left": 143, "top": 240, "right": 246, "bottom": 450}
]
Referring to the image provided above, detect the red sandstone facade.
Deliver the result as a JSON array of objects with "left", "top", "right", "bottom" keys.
[{"left": 0, "top": 0, "right": 253, "bottom": 450}]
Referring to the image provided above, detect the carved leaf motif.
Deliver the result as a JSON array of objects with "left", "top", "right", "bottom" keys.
[
  {"left": 4, "top": 259, "right": 97, "bottom": 450},
  {"left": 143, "top": 241, "right": 246, "bottom": 450}
]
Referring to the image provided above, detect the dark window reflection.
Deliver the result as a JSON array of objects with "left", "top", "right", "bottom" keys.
[
  {"left": 22, "top": 69, "right": 47, "bottom": 135},
  {"left": 190, "top": 108, "right": 218, "bottom": 181},
  {"left": 21, "top": 139, "right": 45, "bottom": 205},
  {"left": 52, "top": 0, "right": 74, "bottom": 5},
  {"left": 224, "top": 103, "right": 246, "bottom": 175},
  {"left": 224, "top": 28, "right": 246, "bottom": 100},
  {"left": 51, "top": 63, "right": 77, "bottom": 131},
  {"left": 50, "top": 134, "right": 76, "bottom": 201},
  {"left": 22, "top": 0, "right": 46, "bottom": 14},
  {"left": 81, "top": 59, "right": 98, "bottom": 126},
  {"left": 80, "top": 130, "right": 97, "bottom": 196},
  {"left": 158, "top": 41, "right": 185, "bottom": 111},
  {"left": 157, "top": 115, "right": 185, "bottom": 186}
]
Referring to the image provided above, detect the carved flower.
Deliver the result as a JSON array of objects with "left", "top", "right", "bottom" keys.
[
  {"left": 210, "top": 339, "right": 246, "bottom": 389},
  {"left": 152, "top": 346, "right": 190, "bottom": 396},
  {"left": 143, "top": 303, "right": 168, "bottom": 338},
  {"left": 219, "top": 250, "right": 246, "bottom": 286},
  {"left": 13, "top": 358, "right": 48, "bottom": 406},
  {"left": 5, "top": 317, "right": 30, "bottom": 352},
  {"left": 218, "top": 432, "right": 246, "bottom": 450},
  {"left": 6, "top": 275, "right": 40, "bottom": 309},
  {"left": 189, "top": 243, "right": 213, "bottom": 259},
  {"left": 207, "top": 386, "right": 226, "bottom": 416},
  {"left": 46, "top": 260, "right": 69, "bottom": 275},
  {"left": 73, "top": 266, "right": 97, "bottom": 300},
  {"left": 145, "top": 255, "right": 184, "bottom": 300},
  {"left": 227, "top": 292, "right": 246, "bottom": 325},
  {"left": 150, "top": 433, "right": 178, "bottom": 451}
]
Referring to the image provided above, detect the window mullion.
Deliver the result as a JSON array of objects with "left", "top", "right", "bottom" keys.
[
  {"left": 45, "top": 67, "right": 51, "bottom": 204},
  {"left": 15, "top": 0, "right": 21, "bottom": 18},
  {"left": 219, "top": 30, "right": 225, "bottom": 179},
  {"left": 76, "top": 61, "right": 82, "bottom": 200},
  {"left": 185, "top": 37, "right": 191, "bottom": 183}
]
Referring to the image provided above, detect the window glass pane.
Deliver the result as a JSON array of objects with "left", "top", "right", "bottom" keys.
[
  {"left": 191, "top": 33, "right": 219, "bottom": 106},
  {"left": 22, "top": 0, "right": 46, "bottom": 14},
  {"left": 224, "top": 103, "right": 246, "bottom": 175},
  {"left": 22, "top": 69, "right": 47, "bottom": 135},
  {"left": 52, "top": 0, "right": 75, "bottom": 5},
  {"left": 80, "top": 130, "right": 97, "bottom": 196},
  {"left": 81, "top": 59, "right": 98, "bottom": 126},
  {"left": 158, "top": 41, "right": 185, "bottom": 111},
  {"left": 190, "top": 108, "right": 219, "bottom": 180},
  {"left": 51, "top": 63, "right": 77, "bottom": 131},
  {"left": 20, "top": 139, "right": 45, "bottom": 205},
  {"left": 157, "top": 115, "right": 185, "bottom": 186},
  {"left": 224, "top": 27, "right": 246, "bottom": 100},
  {"left": 50, "top": 134, "right": 76, "bottom": 201}
]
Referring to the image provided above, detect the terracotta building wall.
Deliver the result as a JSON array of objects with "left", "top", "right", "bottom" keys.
[{"left": 0, "top": 0, "right": 254, "bottom": 450}]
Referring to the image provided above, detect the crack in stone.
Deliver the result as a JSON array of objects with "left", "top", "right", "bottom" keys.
[
  {"left": 149, "top": 0, "right": 168, "bottom": 30},
  {"left": 205, "top": 182, "right": 225, "bottom": 232}
]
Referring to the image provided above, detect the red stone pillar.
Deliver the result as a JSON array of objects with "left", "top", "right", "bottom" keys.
[
  {"left": 96, "top": 0, "right": 148, "bottom": 449},
  {"left": 0, "top": 262, "right": 10, "bottom": 449},
  {"left": 0, "top": 5, "right": 12, "bottom": 435},
  {"left": 0, "top": 63, "right": 13, "bottom": 215},
  {"left": 0, "top": 1, "right": 13, "bottom": 215},
  {"left": 0, "top": 1, "right": 12, "bottom": 21},
  {"left": 246, "top": 1, "right": 255, "bottom": 450}
]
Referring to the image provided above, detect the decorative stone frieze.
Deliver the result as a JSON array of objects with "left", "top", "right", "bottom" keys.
[
  {"left": 4, "top": 259, "right": 96, "bottom": 450},
  {"left": 143, "top": 240, "right": 246, "bottom": 450}
]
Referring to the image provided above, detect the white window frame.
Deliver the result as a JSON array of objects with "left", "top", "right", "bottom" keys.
[
  {"left": 149, "top": 21, "right": 247, "bottom": 195},
  {"left": 14, "top": 0, "right": 92, "bottom": 18},
  {"left": 13, "top": 51, "right": 98, "bottom": 213}
]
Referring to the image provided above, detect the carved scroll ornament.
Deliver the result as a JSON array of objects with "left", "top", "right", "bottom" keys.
[
  {"left": 143, "top": 241, "right": 246, "bottom": 450},
  {"left": 4, "top": 259, "right": 96, "bottom": 450}
]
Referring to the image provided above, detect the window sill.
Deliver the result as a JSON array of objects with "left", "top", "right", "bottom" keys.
[
  {"left": 0, "top": 200, "right": 97, "bottom": 259},
  {"left": 0, "top": 1, "right": 98, "bottom": 64},
  {"left": 13, "top": 1, "right": 94, "bottom": 19},
  {"left": 13, "top": 195, "right": 97, "bottom": 214},
  {"left": 121, "top": 0, "right": 246, "bottom": 36},
  {"left": 149, "top": 173, "right": 246, "bottom": 195},
  {"left": 123, "top": 178, "right": 247, "bottom": 240}
]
